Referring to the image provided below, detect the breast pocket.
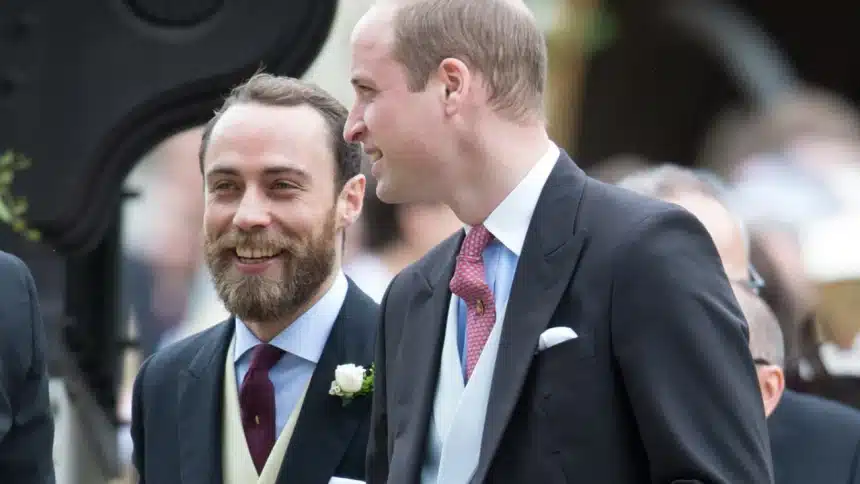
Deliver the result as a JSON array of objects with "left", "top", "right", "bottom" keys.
[
  {"left": 535, "top": 328, "right": 595, "bottom": 363},
  {"left": 529, "top": 330, "right": 601, "bottom": 441}
]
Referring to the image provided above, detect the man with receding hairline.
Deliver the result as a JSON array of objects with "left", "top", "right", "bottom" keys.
[
  {"left": 347, "top": 1, "right": 772, "bottom": 483},
  {"left": 618, "top": 164, "right": 755, "bottom": 286},
  {"left": 734, "top": 281, "right": 860, "bottom": 484},
  {"left": 733, "top": 284, "right": 787, "bottom": 416}
]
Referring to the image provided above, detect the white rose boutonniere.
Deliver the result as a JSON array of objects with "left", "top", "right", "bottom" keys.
[{"left": 329, "top": 363, "right": 374, "bottom": 406}]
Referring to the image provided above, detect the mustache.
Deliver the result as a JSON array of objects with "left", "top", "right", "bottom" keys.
[{"left": 206, "top": 229, "right": 298, "bottom": 254}]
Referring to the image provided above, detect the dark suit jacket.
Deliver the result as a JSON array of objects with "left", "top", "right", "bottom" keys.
[
  {"left": 367, "top": 152, "right": 774, "bottom": 484},
  {"left": 132, "top": 280, "right": 378, "bottom": 484},
  {"left": 0, "top": 251, "right": 56, "bottom": 484},
  {"left": 770, "top": 389, "right": 860, "bottom": 484}
]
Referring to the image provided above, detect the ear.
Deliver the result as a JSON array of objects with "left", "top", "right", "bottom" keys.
[
  {"left": 436, "top": 58, "right": 471, "bottom": 116},
  {"left": 336, "top": 173, "right": 366, "bottom": 231},
  {"left": 756, "top": 365, "right": 786, "bottom": 417}
]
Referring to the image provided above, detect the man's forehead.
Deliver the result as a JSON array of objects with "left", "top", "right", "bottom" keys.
[
  {"left": 349, "top": 14, "right": 397, "bottom": 80},
  {"left": 352, "top": 4, "right": 396, "bottom": 45},
  {"left": 211, "top": 103, "right": 327, "bottom": 142}
]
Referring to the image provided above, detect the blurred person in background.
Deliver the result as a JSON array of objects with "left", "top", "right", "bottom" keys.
[
  {"left": 122, "top": 127, "right": 206, "bottom": 358},
  {"left": 703, "top": 88, "right": 860, "bottom": 230},
  {"left": 0, "top": 251, "right": 55, "bottom": 484},
  {"left": 746, "top": 225, "right": 817, "bottom": 381},
  {"left": 618, "top": 164, "right": 752, "bottom": 284},
  {"left": 118, "top": 127, "right": 208, "bottom": 468},
  {"left": 132, "top": 74, "right": 377, "bottom": 484},
  {"left": 345, "top": 173, "right": 460, "bottom": 302},
  {"left": 734, "top": 284, "right": 860, "bottom": 484},
  {"left": 621, "top": 163, "right": 860, "bottom": 483},
  {"left": 703, "top": 88, "right": 860, "bottom": 402},
  {"left": 802, "top": 213, "right": 860, "bottom": 373}
]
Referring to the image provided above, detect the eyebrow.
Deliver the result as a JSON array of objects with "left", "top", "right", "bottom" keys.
[{"left": 205, "top": 165, "right": 310, "bottom": 183}]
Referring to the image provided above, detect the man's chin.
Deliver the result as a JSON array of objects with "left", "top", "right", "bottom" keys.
[
  {"left": 376, "top": 182, "right": 410, "bottom": 205},
  {"left": 226, "top": 267, "right": 283, "bottom": 285},
  {"left": 225, "top": 297, "right": 287, "bottom": 323}
]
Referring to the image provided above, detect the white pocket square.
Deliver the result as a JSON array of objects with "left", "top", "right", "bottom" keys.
[
  {"left": 329, "top": 478, "right": 365, "bottom": 484},
  {"left": 537, "top": 326, "right": 578, "bottom": 353}
]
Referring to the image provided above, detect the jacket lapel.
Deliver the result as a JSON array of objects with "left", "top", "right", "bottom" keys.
[
  {"left": 177, "top": 320, "right": 235, "bottom": 484},
  {"left": 275, "top": 282, "right": 377, "bottom": 484},
  {"left": 471, "top": 153, "right": 590, "bottom": 483},
  {"left": 393, "top": 233, "right": 463, "bottom": 483}
]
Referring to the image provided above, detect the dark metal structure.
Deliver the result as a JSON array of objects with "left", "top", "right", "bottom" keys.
[{"left": 0, "top": 0, "right": 338, "bottom": 461}]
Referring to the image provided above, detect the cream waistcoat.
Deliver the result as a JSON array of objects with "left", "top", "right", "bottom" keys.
[
  {"left": 222, "top": 336, "right": 310, "bottom": 484},
  {"left": 420, "top": 296, "right": 504, "bottom": 484}
]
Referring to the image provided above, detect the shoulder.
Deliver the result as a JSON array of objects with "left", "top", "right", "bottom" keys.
[
  {"left": 0, "top": 250, "right": 31, "bottom": 288},
  {"left": 389, "top": 231, "right": 461, "bottom": 294},
  {"left": 346, "top": 281, "right": 380, "bottom": 316},
  {"left": 0, "top": 250, "right": 24, "bottom": 271},
  {"left": 775, "top": 390, "right": 860, "bottom": 432},
  {"left": 344, "top": 282, "right": 380, "bottom": 336},
  {"left": 576, "top": 177, "right": 715, "bottom": 266},
  {"left": 770, "top": 390, "right": 860, "bottom": 468},
  {"left": 581, "top": 176, "right": 702, "bottom": 237},
  {"left": 138, "top": 321, "right": 232, "bottom": 383},
  {"left": 0, "top": 251, "right": 37, "bottom": 331}
]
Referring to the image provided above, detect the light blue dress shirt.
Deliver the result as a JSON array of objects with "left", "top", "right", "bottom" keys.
[
  {"left": 455, "top": 143, "right": 560, "bottom": 376},
  {"left": 233, "top": 271, "right": 348, "bottom": 437}
]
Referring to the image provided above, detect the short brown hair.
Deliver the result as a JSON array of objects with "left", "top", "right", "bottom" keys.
[
  {"left": 390, "top": 0, "right": 547, "bottom": 120},
  {"left": 199, "top": 73, "right": 363, "bottom": 188}
]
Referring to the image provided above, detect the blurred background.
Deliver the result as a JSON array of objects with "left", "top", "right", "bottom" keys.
[{"left": 2, "top": 0, "right": 860, "bottom": 482}]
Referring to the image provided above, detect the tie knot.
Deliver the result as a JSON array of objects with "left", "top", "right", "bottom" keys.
[
  {"left": 248, "top": 344, "right": 284, "bottom": 373},
  {"left": 459, "top": 224, "right": 493, "bottom": 258}
]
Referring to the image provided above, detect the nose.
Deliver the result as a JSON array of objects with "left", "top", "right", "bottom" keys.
[
  {"left": 343, "top": 111, "right": 366, "bottom": 144},
  {"left": 232, "top": 187, "right": 272, "bottom": 231}
]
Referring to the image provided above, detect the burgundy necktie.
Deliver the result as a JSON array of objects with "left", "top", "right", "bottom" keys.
[
  {"left": 449, "top": 224, "right": 496, "bottom": 380},
  {"left": 239, "top": 343, "right": 284, "bottom": 473}
]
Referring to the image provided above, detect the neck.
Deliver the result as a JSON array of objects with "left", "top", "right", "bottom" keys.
[{"left": 445, "top": 120, "right": 551, "bottom": 225}]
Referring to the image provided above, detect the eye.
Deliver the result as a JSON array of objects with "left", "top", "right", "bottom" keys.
[
  {"left": 272, "top": 180, "right": 299, "bottom": 191},
  {"left": 356, "top": 85, "right": 376, "bottom": 98},
  {"left": 211, "top": 180, "right": 237, "bottom": 192}
]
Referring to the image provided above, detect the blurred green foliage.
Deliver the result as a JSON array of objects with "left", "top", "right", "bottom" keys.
[{"left": 0, "top": 151, "right": 41, "bottom": 241}]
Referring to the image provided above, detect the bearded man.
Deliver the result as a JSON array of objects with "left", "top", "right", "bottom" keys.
[{"left": 131, "top": 73, "right": 378, "bottom": 484}]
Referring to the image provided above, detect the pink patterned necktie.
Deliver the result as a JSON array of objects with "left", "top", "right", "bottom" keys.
[
  {"left": 239, "top": 343, "right": 284, "bottom": 473},
  {"left": 449, "top": 224, "right": 496, "bottom": 381}
]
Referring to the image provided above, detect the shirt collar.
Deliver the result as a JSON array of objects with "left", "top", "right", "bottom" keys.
[
  {"left": 468, "top": 142, "right": 559, "bottom": 256},
  {"left": 233, "top": 270, "right": 349, "bottom": 364}
]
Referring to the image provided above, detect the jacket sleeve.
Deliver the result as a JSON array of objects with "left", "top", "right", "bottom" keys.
[
  {"left": 0, "top": 252, "right": 57, "bottom": 483},
  {"left": 366, "top": 274, "right": 400, "bottom": 484},
  {"left": 610, "top": 208, "right": 774, "bottom": 483},
  {"left": 130, "top": 354, "right": 154, "bottom": 483}
]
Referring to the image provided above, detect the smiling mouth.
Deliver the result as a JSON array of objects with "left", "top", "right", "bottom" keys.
[{"left": 234, "top": 247, "right": 283, "bottom": 264}]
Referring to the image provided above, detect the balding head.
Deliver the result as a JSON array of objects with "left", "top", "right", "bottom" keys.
[
  {"left": 733, "top": 283, "right": 786, "bottom": 417},
  {"left": 734, "top": 285, "right": 785, "bottom": 368},
  {"left": 363, "top": 0, "right": 547, "bottom": 120},
  {"left": 619, "top": 165, "right": 749, "bottom": 281}
]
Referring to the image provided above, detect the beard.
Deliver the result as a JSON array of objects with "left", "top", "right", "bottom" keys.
[{"left": 203, "top": 210, "right": 337, "bottom": 325}]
